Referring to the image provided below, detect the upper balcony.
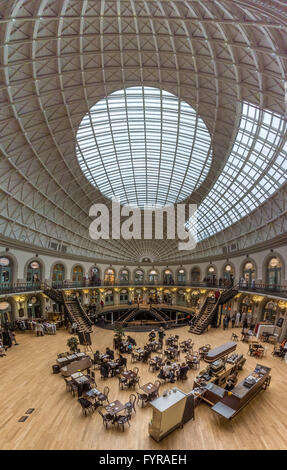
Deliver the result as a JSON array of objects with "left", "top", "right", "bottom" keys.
[{"left": 0, "top": 280, "right": 287, "bottom": 300}]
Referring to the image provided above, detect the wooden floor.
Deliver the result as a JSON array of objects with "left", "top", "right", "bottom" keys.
[{"left": 0, "top": 325, "right": 287, "bottom": 450}]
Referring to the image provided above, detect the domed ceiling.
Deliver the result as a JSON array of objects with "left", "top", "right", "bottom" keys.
[{"left": 0, "top": 0, "right": 286, "bottom": 263}]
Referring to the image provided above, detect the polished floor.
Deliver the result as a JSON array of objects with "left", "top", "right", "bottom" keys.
[{"left": 0, "top": 324, "right": 286, "bottom": 450}]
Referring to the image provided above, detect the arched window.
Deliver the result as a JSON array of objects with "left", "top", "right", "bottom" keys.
[
  {"left": 191, "top": 267, "right": 200, "bottom": 283},
  {"left": 267, "top": 257, "right": 281, "bottom": 290},
  {"left": 134, "top": 269, "right": 144, "bottom": 284},
  {"left": 0, "top": 257, "right": 13, "bottom": 287},
  {"left": 148, "top": 270, "right": 158, "bottom": 285},
  {"left": 52, "top": 264, "right": 65, "bottom": 284},
  {"left": 72, "top": 265, "right": 83, "bottom": 283},
  {"left": 242, "top": 261, "right": 255, "bottom": 287},
  {"left": 27, "top": 261, "right": 41, "bottom": 285},
  {"left": 177, "top": 269, "right": 186, "bottom": 284},
  {"left": 119, "top": 269, "right": 129, "bottom": 284},
  {"left": 0, "top": 300, "right": 12, "bottom": 326},
  {"left": 163, "top": 269, "right": 174, "bottom": 285},
  {"left": 104, "top": 268, "right": 115, "bottom": 285}
]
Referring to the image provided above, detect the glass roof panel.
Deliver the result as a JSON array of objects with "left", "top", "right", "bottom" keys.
[
  {"left": 76, "top": 86, "right": 212, "bottom": 208},
  {"left": 188, "top": 102, "right": 287, "bottom": 241}
]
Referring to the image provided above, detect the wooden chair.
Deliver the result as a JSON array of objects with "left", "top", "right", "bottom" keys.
[
  {"left": 124, "top": 393, "right": 136, "bottom": 415},
  {"left": 136, "top": 390, "right": 148, "bottom": 407},
  {"left": 64, "top": 377, "right": 73, "bottom": 392},
  {"left": 98, "top": 386, "right": 110, "bottom": 404},
  {"left": 133, "top": 366, "right": 139, "bottom": 376},
  {"left": 78, "top": 397, "right": 94, "bottom": 416},
  {"left": 116, "top": 410, "right": 131, "bottom": 431},
  {"left": 118, "top": 375, "right": 128, "bottom": 390},
  {"left": 98, "top": 409, "right": 114, "bottom": 428}
]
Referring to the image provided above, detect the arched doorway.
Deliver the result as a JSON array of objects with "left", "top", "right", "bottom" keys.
[
  {"left": 105, "top": 289, "right": 114, "bottom": 306},
  {"left": 0, "top": 257, "right": 13, "bottom": 288},
  {"left": 119, "top": 269, "right": 129, "bottom": 285},
  {"left": 267, "top": 257, "right": 281, "bottom": 290},
  {"left": 0, "top": 300, "right": 12, "bottom": 326},
  {"left": 27, "top": 295, "right": 42, "bottom": 319},
  {"left": 262, "top": 301, "right": 277, "bottom": 323},
  {"left": 177, "top": 269, "right": 186, "bottom": 285},
  {"left": 134, "top": 269, "right": 144, "bottom": 285},
  {"left": 241, "top": 296, "right": 254, "bottom": 320},
  {"left": 90, "top": 266, "right": 100, "bottom": 285},
  {"left": 27, "top": 261, "right": 41, "bottom": 286},
  {"left": 222, "top": 264, "right": 234, "bottom": 286},
  {"left": 163, "top": 269, "right": 174, "bottom": 285},
  {"left": 190, "top": 291, "right": 200, "bottom": 307},
  {"left": 104, "top": 268, "right": 115, "bottom": 286},
  {"left": 177, "top": 289, "right": 185, "bottom": 306},
  {"left": 52, "top": 264, "right": 65, "bottom": 285},
  {"left": 134, "top": 288, "right": 143, "bottom": 303},
  {"left": 148, "top": 270, "right": 158, "bottom": 285},
  {"left": 89, "top": 289, "right": 100, "bottom": 304},
  {"left": 72, "top": 265, "right": 83, "bottom": 285},
  {"left": 120, "top": 289, "right": 128, "bottom": 304},
  {"left": 206, "top": 265, "right": 217, "bottom": 285},
  {"left": 191, "top": 267, "right": 200, "bottom": 283},
  {"left": 148, "top": 288, "right": 158, "bottom": 303},
  {"left": 163, "top": 289, "right": 172, "bottom": 304},
  {"left": 242, "top": 261, "right": 255, "bottom": 287}
]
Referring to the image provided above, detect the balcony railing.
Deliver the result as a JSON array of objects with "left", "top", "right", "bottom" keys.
[{"left": 1, "top": 280, "right": 287, "bottom": 299}]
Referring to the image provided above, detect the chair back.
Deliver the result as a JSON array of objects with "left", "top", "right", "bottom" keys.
[
  {"left": 133, "top": 366, "right": 139, "bottom": 375},
  {"left": 104, "top": 386, "right": 109, "bottom": 398}
]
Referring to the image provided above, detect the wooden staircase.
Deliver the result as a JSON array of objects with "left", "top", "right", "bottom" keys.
[
  {"left": 190, "top": 287, "right": 238, "bottom": 335},
  {"left": 63, "top": 293, "right": 92, "bottom": 333},
  {"left": 44, "top": 284, "right": 92, "bottom": 333}
]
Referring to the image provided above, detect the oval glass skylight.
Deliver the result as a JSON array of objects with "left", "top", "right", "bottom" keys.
[{"left": 76, "top": 86, "right": 212, "bottom": 208}]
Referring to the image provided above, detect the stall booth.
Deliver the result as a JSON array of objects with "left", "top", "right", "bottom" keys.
[
  {"left": 0, "top": 300, "right": 12, "bottom": 326},
  {"left": 176, "top": 289, "right": 185, "bottom": 306},
  {"left": 27, "top": 295, "right": 42, "bottom": 318},
  {"left": 134, "top": 288, "right": 143, "bottom": 304}
]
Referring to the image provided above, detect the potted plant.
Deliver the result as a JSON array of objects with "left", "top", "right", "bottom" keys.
[
  {"left": 67, "top": 336, "right": 79, "bottom": 353},
  {"left": 114, "top": 324, "right": 125, "bottom": 339}
]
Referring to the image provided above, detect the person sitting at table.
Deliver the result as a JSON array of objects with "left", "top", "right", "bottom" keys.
[
  {"left": 100, "top": 361, "right": 110, "bottom": 378},
  {"left": 93, "top": 350, "right": 101, "bottom": 364},
  {"left": 179, "top": 363, "right": 189, "bottom": 380},
  {"left": 161, "top": 361, "right": 176, "bottom": 383},
  {"left": 117, "top": 354, "right": 127, "bottom": 367},
  {"left": 105, "top": 347, "right": 114, "bottom": 360}
]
